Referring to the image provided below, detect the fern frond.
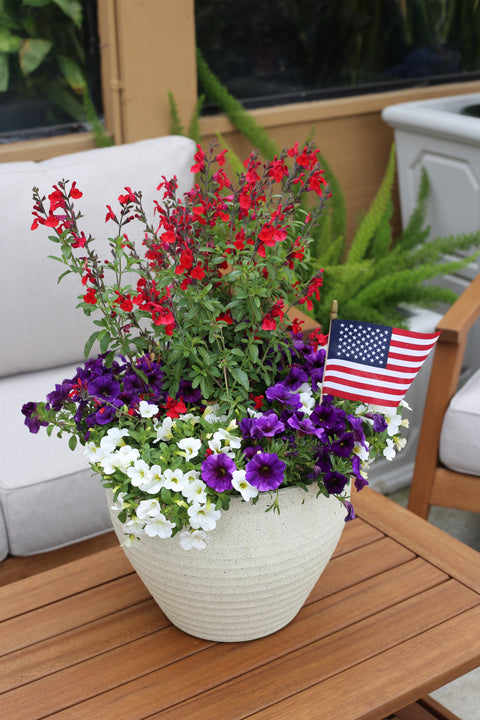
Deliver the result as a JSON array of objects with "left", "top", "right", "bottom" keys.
[
  {"left": 399, "top": 168, "right": 430, "bottom": 251},
  {"left": 187, "top": 93, "right": 205, "bottom": 144},
  {"left": 345, "top": 144, "right": 396, "bottom": 265},
  {"left": 366, "top": 197, "right": 394, "bottom": 259},
  {"left": 168, "top": 90, "right": 184, "bottom": 136}
]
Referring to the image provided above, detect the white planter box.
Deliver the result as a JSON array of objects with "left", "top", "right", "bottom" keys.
[
  {"left": 382, "top": 92, "right": 480, "bottom": 285},
  {"left": 377, "top": 92, "right": 480, "bottom": 492}
]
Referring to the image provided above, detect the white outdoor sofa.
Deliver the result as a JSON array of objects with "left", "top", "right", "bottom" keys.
[{"left": 0, "top": 135, "right": 196, "bottom": 560}]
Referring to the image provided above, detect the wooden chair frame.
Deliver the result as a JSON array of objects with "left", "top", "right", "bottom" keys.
[{"left": 408, "top": 272, "right": 480, "bottom": 519}]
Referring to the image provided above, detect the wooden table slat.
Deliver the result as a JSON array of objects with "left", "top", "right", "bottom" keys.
[
  {"left": 0, "top": 546, "right": 131, "bottom": 622},
  {"left": 0, "top": 573, "right": 150, "bottom": 656},
  {"left": 0, "top": 557, "right": 446, "bottom": 695},
  {"left": 242, "top": 605, "right": 480, "bottom": 720},
  {"left": 355, "top": 489, "right": 480, "bottom": 593},
  {"left": 18, "top": 580, "right": 477, "bottom": 720}
]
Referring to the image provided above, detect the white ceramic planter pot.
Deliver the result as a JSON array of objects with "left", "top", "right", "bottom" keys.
[{"left": 108, "top": 484, "right": 348, "bottom": 642}]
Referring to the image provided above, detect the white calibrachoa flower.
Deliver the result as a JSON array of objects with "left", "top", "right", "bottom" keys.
[
  {"left": 299, "top": 391, "right": 315, "bottom": 415},
  {"left": 100, "top": 445, "right": 140, "bottom": 474},
  {"left": 136, "top": 498, "right": 162, "bottom": 520},
  {"left": 232, "top": 469, "right": 258, "bottom": 501},
  {"left": 84, "top": 441, "right": 107, "bottom": 463},
  {"left": 179, "top": 529, "right": 210, "bottom": 550},
  {"left": 177, "top": 436, "right": 202, "bottom": 461},
  {"left": 138, "top": 400, "right": 159, "bottom": 418},
  {"left": 182, "top": 477, "right": 208, "bottom": 505},
  {"left": 126, "top": 459, "right": 152, "bottom": 487},
  {"left": 383, "top": 438, "right": 396, "bottom": 461},
  {"left": 110, "top": 491, "right": 127, "bottom": 511},
  {"left": 123, "top": 516, "right": 145, "bottom": 537},
  {"left": 163, "top": 468, "right": 188, "bottom": 492},
  {"left": 144, "top": 514, "right": 176, "bottom": 538},
  {"left": 188, "top": 503, "right": 221, "bottom": 531},
  {"left": 154, "top": 416, "right": 175, "bottom": 442},
  {"left": 140, "top": 464, "right": 164, "bottom": 494},
  {"left": 353, "top": 440, "right": 369, "bottom": 462},
  {"left": 212, "top": 427, "right": 242, "bottom": 451},
  {"left": 102, "top": 427, "right": 130, "bottom": 451}
]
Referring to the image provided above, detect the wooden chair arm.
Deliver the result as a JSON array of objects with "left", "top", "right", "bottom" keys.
[{"left": 436, "top": 272, "right": 480, "bottom": 344}]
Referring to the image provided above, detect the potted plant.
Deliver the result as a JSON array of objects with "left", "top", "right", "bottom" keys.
[{"left": 23, "top": 142, "right": 431, "bottom": 641}]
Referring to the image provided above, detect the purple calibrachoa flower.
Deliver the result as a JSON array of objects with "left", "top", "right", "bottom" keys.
[
  {"left": 89, "top": 375, "right": 121, "bottom": 401},
  {"left": 287, "top": 414, "right": 326, "bottom": 440},
  {"left": 265, "top": 383, "right": 302, "bottom": 410},
  {"left": 21, "top": 402, "right": 48, "bottom": 433},
  {"left": 324, "top": 470, "right": 349, "bottom": 494},
  {"left": 250, "top": 412, "right": 285, "bottom": 438},
  {"left": 201, "top": 453, "right": 236, "bottom": 492},
  {"left": 246, "top": 452, "right": 285, "bottom": 491}
]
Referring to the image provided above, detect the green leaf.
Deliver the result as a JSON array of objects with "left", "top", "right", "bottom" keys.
[
  {"left": 52, "top": 0, "right": 83, "bottom": 27},
  {"left": 68, "top": 435, "right": 77, "bottom": 451},
  {"left": 84, "top": 330, "right": 100, "bottom": 358},
  {"left": 0, "top": 27, "right": 22, "bottom": 53},
  {"left": 19, "top": 38, "right": 52, "bottom": 75},
  {"left": 57, "top": 53, "right": 86, "bottom": 92},
  {"left": 230, "top": 365, "right": 250, "bottom": 391},
  {"left": 0, "top": 53, "right": 9, "bottom": 91}
]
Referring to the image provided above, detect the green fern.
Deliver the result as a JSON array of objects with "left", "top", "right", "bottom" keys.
[
  {"left": 345, "top": 144, "right": 396, "bottom": 264},
  {"left": 168, "top": 90, "right": 184, "bottom": 136}
]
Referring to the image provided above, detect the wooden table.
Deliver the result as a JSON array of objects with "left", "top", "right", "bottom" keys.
[{"left": 1, "top": 488, "right": 480, "bottom": 720}]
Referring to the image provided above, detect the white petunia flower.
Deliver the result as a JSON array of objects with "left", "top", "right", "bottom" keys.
[
  {"left": 127, "top": 459, "right": 152, "bottom": 487},
  {"left": 163, "top": 468, "right": 188, "bottom": 492},
  {"left": 136, "top": 498, "right": 162, "bottom": 520},
  {"left": 182, "top": 478, "right": 207, "bottom": 505},
  {"left": 179, "top": 529, "right": 210, "bottom": 550},
  {"left": 213, "top": 428, "right": 242, "bottom": 450},
  {"left": 177, "top": 436, "right": 202, "bottom": 461},
  {"left": 100, "top": 427, "right": 130, "bottom": 452},
  {"left": 100, "top": 445, "right": 140, "bottom": 474},
  {"left": 353, "top": 441, "right": 369, "bottom": 462},
  {"left": 138, "top": 400, "right": 159, "bottom": 418},
  {"left": 232, "top": 469, "right": 258, "bottom": 502},
  {"left": 394, "top": 436, "right": 407, "bottom": 452},
  {"left": 299, "top": 391, "right": 315, "bottom": 415},
  {"left": 84, "top": 441, "right": 107, "bottom": 463},
  {"left": 144, "top": 514, "right": 176, "bottom": 538},
  {"left": 154, "top": 416, "right": 175, "bottom": 442},
  {"left": 383, "top": 438, "right": 396, "bottom": 461},
  {"left": 141, "top": 464, "right": 164, "bottom": 494},
  {"left": 187, "top": 503, "right": 221, "bottom": 531},
  {"left": 123, "top": 516, "right": 145, "bottom": 536}
]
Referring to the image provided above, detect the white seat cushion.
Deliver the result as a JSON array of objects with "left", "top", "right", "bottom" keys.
[
  {"left": 0, "top": 364, "right": 111, "bottom": 555},
  {"left": 439, "top": 368, "right": 480, "bottom": 477}
]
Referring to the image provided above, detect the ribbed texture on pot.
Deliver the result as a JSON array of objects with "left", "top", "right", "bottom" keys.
[{"left": 108, "top": 485, "right": 347, "bottom": 641}]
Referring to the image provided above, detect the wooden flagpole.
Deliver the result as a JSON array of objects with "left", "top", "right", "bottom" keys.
[{"left": 319, "top": 300, "right": 338, "bottom": 404}]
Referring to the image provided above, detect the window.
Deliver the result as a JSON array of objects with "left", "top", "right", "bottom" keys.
[
  {"left": 196, "top": 0, "right": 480, "bottom": 110},
  {"left": 0, "top": 0, "right": 102, "bottom": 142}
]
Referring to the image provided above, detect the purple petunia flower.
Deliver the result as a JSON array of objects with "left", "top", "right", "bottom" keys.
[
  {"left": 343, "top": 501, "right": 355, "bottom": 521},
  {"left": 324, "top": 470, "right": 349, "bottom": 494},
  {"left": 88, "top": 375, "right": 121, "bottom": 401},
  {"left": 330, "top": 432, "right": 355, "bottom": 458},
  {"left": 250, "top": 412, "right": 285, "bottom": 438},
  {"left": 366, "top": 412, "right": 388, "bottom": 433},
  {"left": 239, "top": 417, "right": 255, "bottom": 439},
  {"left": 287, "top": 414, "right": 326, "bottom": 440},
  {"left": 265, "top": 383, "right": 302, "bottom": 410},
  {"left": 201, "top": 453, "right": 236, "bottom": 492},
  {"left": 282, "top": 366, "right": 308, "bottom": 391},
  {"left": 347, "top": 414, "right": 366, "bottom": 444},
  {"left": 246, "top": 452, "right": 285, "bottom": 491},
  {"left": 22, "top": 402, "right": 49, "bottom": 434}
]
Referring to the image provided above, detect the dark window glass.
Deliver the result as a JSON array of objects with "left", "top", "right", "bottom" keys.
[
  {"left": 195, "top": 0, "right": 480, "bottom": 110},
  {"left": 0, "top": 0, "right": 101, "bottom": 142}
]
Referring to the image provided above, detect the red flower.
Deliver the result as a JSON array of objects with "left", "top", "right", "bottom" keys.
[
  {"left": 69, "top": 182, "right": 83, "bottom": 200},
  {"left": 165, "top": 396, "right": 187, "bottom": 419},
  {"left": 83, "top": 287, "right": 97, "bottom": 305},
  {"left": 191, "top": 146, "right": 205, "bottom": 174},
  {"left": 105, "top": 205, "right": 116, "bottom": 222}
]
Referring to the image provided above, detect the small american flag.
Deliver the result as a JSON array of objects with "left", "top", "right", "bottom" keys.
[{"left": 322, "top": 319, "right": 440, "bottom": 407}]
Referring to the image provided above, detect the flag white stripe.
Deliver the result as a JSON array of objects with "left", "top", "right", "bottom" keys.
[
  {"left": 326, "top": 359, "right": 418, "bottom": 380},
  {"left": 322, "top": 381, "right": 402, "bottom": 402},
  {"left": 323, "top": 370, "right": 410, "bottom": 391}
]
